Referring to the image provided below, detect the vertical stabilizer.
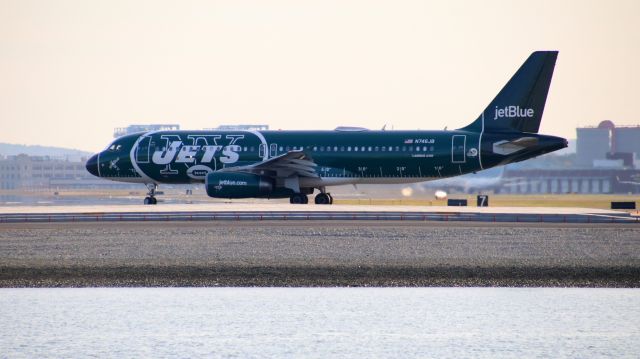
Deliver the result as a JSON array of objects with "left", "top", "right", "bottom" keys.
[{"left": 460, "top": 51, "right": 558, "bottom": 133}]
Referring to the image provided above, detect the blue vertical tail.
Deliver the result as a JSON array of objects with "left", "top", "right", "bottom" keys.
[{"left": 460, "top": 51, "right": 558, "bottom": 134}]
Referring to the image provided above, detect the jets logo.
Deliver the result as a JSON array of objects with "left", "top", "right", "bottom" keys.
[
  {"left": 135, "top": 133, "right": 263, "bottom": 180},
  {"left": 151, "top": 134, "right": 244, "bottom": 166}
]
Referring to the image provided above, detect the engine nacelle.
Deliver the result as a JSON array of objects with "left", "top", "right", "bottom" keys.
[{"left": 205, "top": 172, "right": 273, "bottom": 199}]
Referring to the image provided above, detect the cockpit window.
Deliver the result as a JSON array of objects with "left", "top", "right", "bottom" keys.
[{"left": 107, "top": 144, "right": 123, "bottom": 152}]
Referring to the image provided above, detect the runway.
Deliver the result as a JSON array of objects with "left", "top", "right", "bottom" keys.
[{"left": 0, "top": 203, "right": 637, "bottom": 224}]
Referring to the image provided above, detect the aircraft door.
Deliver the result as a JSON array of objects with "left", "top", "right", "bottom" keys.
[
  {"left": 270, "top": 143, "right": 278, "bottom": 158},
  {"left": 451, "top": 135, "right": 466, "bottom": 163},
  {"left": 135, "top": 135, "right": 151, "bottom": 163}
]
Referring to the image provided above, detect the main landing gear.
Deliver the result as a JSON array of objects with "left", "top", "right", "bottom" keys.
[
  {"left": 289, "top": 189, "right": 333, "bottom": 205},
  {"left": 143, "top": 183, "right": 158, "bottom": 205},
  {"left": 314, "top": 192, "right": 333, "bottom": 205},
  {"left": 289, "top": 193, "right": 309, "bottom": 204},
  {"left": 315, "top": 187, "right": 333, "bottom": 205}
]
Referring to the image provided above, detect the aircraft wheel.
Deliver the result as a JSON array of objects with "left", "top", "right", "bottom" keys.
[
  {"left": 151, "top": 197, "right": 157, "bottom": 205},
  {"left": 289, "top": 193, "right": 307, "bottom": 204},
  {"left": 144, "top": 197, "right": 152, "bottom": 205},
  {"left": 328, "top": 193, "right": 333, "bottom": 204},
  {"left": 314, "top": 193, "right": 331, "bottom": 205}
]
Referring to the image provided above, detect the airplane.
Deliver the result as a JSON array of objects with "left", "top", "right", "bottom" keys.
[
  {"left": 419, "top": 166, "right": 507, "bottom": 194},
  {"left": 86, "top": 51, "right": 567, "bottom": 205}
]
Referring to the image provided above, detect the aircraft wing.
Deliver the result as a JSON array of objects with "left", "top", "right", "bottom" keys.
[{"left": 218, "top": 150, "right": 319, "bottom": 178}]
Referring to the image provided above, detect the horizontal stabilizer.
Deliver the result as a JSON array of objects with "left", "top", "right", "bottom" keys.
[{"left": 492, "top": 137, "right": 539, "bottom": 155}]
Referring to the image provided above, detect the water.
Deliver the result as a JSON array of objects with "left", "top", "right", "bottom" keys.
[{"left": 1, "top": 288, "right": 639, "bottom": 358}]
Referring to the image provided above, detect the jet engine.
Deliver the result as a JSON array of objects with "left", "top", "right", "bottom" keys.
[{"left": 205, "top": 172, "right": 273, "bottom": 199}]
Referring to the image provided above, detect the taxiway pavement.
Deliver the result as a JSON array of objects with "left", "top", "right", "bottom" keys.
[{"left": 0, "top": 203, "right": 636, "bottom": 224}]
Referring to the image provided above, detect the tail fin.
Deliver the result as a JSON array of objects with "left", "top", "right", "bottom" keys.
[{"left": 460, "top": 51, "right": 558, "bottom": 133}]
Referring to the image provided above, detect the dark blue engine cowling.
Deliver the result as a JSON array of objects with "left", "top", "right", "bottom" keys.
[{"left": 205, "top": 172, "right": 273, "bottom": 199}]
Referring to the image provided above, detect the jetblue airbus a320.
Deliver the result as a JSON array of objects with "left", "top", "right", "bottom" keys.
[{"left": 86, "top": 51, "right": 567, "bottom": 205}]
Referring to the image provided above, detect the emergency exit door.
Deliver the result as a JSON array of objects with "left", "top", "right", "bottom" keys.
[{"left": 451, "top": 135, "right": 466, "bottom": 163}]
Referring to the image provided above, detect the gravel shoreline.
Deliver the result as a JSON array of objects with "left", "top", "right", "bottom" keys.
[
  {"left": 1, "top": 221, "right": 639, "bottom": 287},
  {"left": 2, "top": 265, "right": 639, "bottom": 287}
]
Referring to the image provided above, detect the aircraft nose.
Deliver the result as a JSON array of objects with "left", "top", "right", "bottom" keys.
[{"left": 86, "top": 154, "right": 99, "bottom": 177}]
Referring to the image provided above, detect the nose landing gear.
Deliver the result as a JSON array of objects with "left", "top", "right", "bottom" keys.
[{"left": 144, "top": 183, "right": 158, "bottom": 205}]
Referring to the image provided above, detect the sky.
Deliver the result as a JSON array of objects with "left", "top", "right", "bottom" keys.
[{"left": 1, "top": 0, "right": 638, "bottom": 152}]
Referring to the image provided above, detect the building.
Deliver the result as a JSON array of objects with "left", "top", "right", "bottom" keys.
[
  {"left": 114, "top": 124, "right": 269, "bottom": 137},
  {"left": 113, "top": 124, "right": 180, "bottom": 138},
  {"left": 207, "top": 124, "right": 269, "bottom": 131},
  {"left": 576, "top": 125, "right": 610, "bottom": 167},
  {"left": 613, "top": 126, "right": 640, "bottom": 156},
  {"left": 576, "top": 121, "right": 640, "bottom": 168},
  {"left": 502, "top": 169, "right": 640, "bottom": 194},
  {"left": 0, "top": 154, "right": 135, "bottom": 190}
]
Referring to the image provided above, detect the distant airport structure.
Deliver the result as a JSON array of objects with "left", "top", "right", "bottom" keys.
[
  {"left": 0, "top": 154, "right": 110, "bottom": 190},
  {"left": 501, "top": 121, "right": 640, "bottom": 195},
  {"left": 576, "top": 121, "right": 640, "bottom": 168},
  {"left": 502, "top": 168, "right": 639, "bottom": 194},
  {"left": 114, "top": 124, "right": 180, "bottom": 138},
  {"left": 114, "top": 124, "right": 268, "bottom": 138},
  {"left": 205, "top": 124, "right": 270, "bottom": 131}
]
